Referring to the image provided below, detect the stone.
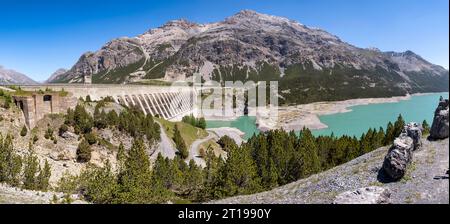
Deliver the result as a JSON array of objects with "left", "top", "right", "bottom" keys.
[
  {"left": 382, "top": 134, "right": 413, "bottom": 180},
  {"left": 49, "top": 146, "right": 77, "bottom": 161},
  {"left": 404, "top": 122, "right": 422, "bottom": 151},
  {"left": 333, "top": 186, "right": 391, "bottom": 204},
  {"left": 430, "top": 98, "right": 449, "bottom": 140},
  {"left": 61, "top": 131, "right": 78, "bottom": 140}
]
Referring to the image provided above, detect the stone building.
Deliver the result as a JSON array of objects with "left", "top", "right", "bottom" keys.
[{"left": 13, "top": 92, "right": 77, "bottom": 129}]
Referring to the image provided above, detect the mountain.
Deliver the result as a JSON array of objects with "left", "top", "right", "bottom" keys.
[
  {"left": 49, "top": 10, "right": 449, "bottom": 104},
  {"left": 46, "top": 68, "right": 68, "bottom": 83},
  {"left": 0, "top": 65, "right": 37, "bottom": 85}
]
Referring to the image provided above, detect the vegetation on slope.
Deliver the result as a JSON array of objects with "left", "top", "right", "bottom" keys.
[
  {"left": 0, "top": 134, "right": 51, "bottom": 192},
  {"left": 54, "top": 110, "right": 410, "bottom": 203},
  {"left": 155, "top": 117, "right": 208, "bottom": 149}
]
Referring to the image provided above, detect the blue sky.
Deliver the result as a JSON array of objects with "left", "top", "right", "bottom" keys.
[{"left": 0, "top": 0, "right": 448, "bottom": 81}]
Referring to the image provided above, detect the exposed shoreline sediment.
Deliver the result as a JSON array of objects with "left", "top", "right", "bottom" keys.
[{"left": 257, "top": 93, "right": 437, "bottom": 132}]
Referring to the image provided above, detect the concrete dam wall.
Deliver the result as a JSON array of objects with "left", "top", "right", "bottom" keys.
[{"left": 16, "top": 84, "right": 197, "bottom": 126}]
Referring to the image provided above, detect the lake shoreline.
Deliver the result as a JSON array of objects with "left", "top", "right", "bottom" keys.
[{"left": 257, "top": 92, "right": 446, "bottom": 132}]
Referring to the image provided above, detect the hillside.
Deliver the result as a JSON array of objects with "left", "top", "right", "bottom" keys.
[
  {"left": 49, "top": 10, "right": 449, "bottom": 104},
  {"left": 213, "top": 137, "right": 449, "bottom": 204},
  {"left": 0, "top": 65, "right": 37, "bottom": 85}
]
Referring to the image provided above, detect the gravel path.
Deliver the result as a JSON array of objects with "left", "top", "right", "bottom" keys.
[
  {"left": 186, "top": 132, "right": 217, "bottom": 167},
  {"left": 152, "top": 121, "right": 176, "bottom": 160}
]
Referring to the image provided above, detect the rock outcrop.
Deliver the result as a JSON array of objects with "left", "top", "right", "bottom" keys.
[
  {"left": 382, "top": 134, "right": 414, "bottom": 180},
  {"left": 430, "top": 97, "right": 449, "bottom": 140},
  {"left": 333, "top": 186, "right": 391, "bottom": 204},
  {"left": 406, "top": 122, "right": 422, "bottom": 151},
  {"left": 382, "top": 122, "right": 425, "bottom": 180}
]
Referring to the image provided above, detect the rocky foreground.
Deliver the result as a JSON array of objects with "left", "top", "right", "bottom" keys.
[
  {"left": 213, "top": 137, "right": 449, "bottom": 204},
  {"left": 0, "top": 184, "right": 86, "bottom": 204}
]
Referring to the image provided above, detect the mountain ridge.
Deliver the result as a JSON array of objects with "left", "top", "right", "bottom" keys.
[
  {"left": 48, "top": 10, "right": 449, "bottom": 104},
  {"left": 0, "top": 65, "right": 38, "bottom": 85}
]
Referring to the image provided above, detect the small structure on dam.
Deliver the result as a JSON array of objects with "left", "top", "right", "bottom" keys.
[{"left": 12, "top": 91, "right": 77, "bottom": 128}]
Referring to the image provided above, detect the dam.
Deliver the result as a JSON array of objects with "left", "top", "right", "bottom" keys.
[{"left": 9, "top": 84, "right": 198, "bottom": 128}]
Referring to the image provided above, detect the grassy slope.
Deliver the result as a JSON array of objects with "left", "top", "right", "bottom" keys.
[{"left": 155, "top": 117, "right": 208, "bottom": 148}]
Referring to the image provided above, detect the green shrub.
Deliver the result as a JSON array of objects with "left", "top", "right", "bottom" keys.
[
  {"left": 76, "top": 139, "right": 92, "bottom": 163},
  {"left": 59, "top": 124, "right": 69, "bottom": 136},
  {"left": 84, "top": 133, "right": 97, "bottom": 145},
  {"left": 20, "top": 125, "right": 28, "bottom": 137}
]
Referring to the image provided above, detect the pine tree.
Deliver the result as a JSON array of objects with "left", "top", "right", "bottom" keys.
[
  {"left": 37, "top": 159, "right": 51, "bottom": 191},
  {"left": 217, "top": 135, "right": 238, "bottom": 152},
  {"left": 422, "top": 120, "right": 430, "bottom": 135},
  {"left": 117, "top": 138, "right": 156, "bottom": 203},
  {"left": 374, "top": 127, "right": 386, "bottom": 148},
  {"left": 94, "top": 106, "right": 108, "bottom": 129},
  {"left": 20, "top": 125, "right": 28, "bottom": 137},
  {"left": 183, "top": 160, "right": 204, "bottom": 198},
  {"left": 171, "top": 156, "right": 186, "bottom": 190},
  {"left": 106, "top": 110, "right": 119, "bottom": 127},
  {"left": 23, "top": 152, "right": 39, "bottom": 190},
  {"left": 217, "top": 145, "right": 261, "bottom": 197},
  {"left": 297, "top": 128, "right": 321, "bottom": 178},
  {"left": 360, "top": 129, "right": 374, "bottom": 153},
  {"left": 116, "top": 142, "right": 126, "bottom": 172},
  {"left": 152, "top": 153, "right": 171, "bottom": 189},
  {"left": 83, "top": 160, "right": 118, "bottom": 204},
  {"left": 393, "top": 114, "right": 406, "bottom": 137},
  {"left": 385, "top": 122, "right": 395, "bottom": 145},
  {"left": 76, "top": 139, "right": 92, "bottom": 163},
  {"left": 74, "top": 104, "right": 93, "bottom": 134},
  {"left": 197, "top": 117, "right": 207, "bottom": 129},
  {"left": 0, "top": 134, "right": 22, "bottom": 186},
  {"left": 265, "top": 158, "right": 279, "bottom": 189},
  {"left": 173, "top": 125, "right": 188, "bottom": 159}
]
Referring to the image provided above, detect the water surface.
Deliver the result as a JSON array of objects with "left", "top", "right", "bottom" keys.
[{"left": 206, "top": 93, "right": 449, "bottom": 139}]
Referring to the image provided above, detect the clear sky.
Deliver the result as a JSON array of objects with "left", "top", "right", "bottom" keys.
[{"left": 0, "top": 0, "right": 448, "bottom": 81}]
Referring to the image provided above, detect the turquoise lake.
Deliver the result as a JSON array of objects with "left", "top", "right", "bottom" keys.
[{"left": 206, "top": 92, "right": 449, "bottom": 140}]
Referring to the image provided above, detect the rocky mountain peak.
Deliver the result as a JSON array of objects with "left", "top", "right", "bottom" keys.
[
  {"left": 49, "top": 10, "right": 448, "bottom": 100},
  {"left": 162, "top": 19, "right": 199, "bottom": 29},
  {"left": 225, "top": 9, "right": 297, "bottom": 28}
]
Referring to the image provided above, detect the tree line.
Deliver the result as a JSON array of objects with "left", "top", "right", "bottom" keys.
[{"left": 182, "top": 114, "right": 207, "bottom": 129}]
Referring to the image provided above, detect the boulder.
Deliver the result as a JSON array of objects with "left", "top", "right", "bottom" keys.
[
  {"left": 405, "top": 122, "right": 422, "bottom": 151},
  {"left": 430, "top": 98, "right": 449, "bottom": 140},
  {"left": 49, "top": 145, "right": 77, "bottom": 161},
  {"left": 333, "top": 186, "right": 391, "bottom": 204},
  {"left": 61, "top": 131, "right": 78, "bottom": 141},
  {"left": 382, "top": 134, "right": 414, "bottom": 180}
]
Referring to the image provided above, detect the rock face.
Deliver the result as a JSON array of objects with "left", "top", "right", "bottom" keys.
[
  {"left": 333, "top": 186, "right": 391, "bottom": 204},
  {"left": 430, "top": 98, "right": 449, "bottom": 140},
  {"left": 48, "top": 10, "right": 449, "bottom": 102},
  {"left": 382, "top": 134, "right": 414, "bottom": 180}
]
